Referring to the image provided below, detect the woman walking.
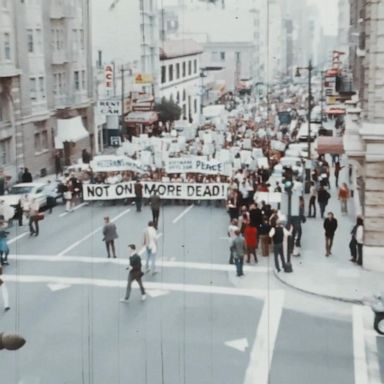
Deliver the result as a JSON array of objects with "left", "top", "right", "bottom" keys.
[
  {"left": 338, "top": 183, "right": 350, "bottom": 214},
  {"left": 0, "top": 216, "right": 9, "bottom": 266}
]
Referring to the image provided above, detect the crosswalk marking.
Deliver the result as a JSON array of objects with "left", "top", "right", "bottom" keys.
[
  {"left": 353, "top": 305, "right": 370, "bottom": 384},
  {"left": 172, "top": 205, "right": 194, "bottom": 224},
  {"left": 3, "top": 274, "right": 279, "bottom": 299},
  {"left": 7, "top": 254, "right": 270, "bottom": 273},
  {"left": 59, "top": 202, "right": 88, "bottom": 217},
  {"left": 244, "top": 290, "right": 285, "bottom": 384}
]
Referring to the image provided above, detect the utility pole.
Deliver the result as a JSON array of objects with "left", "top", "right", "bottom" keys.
[
  {"left": 307, "top": 59, "right": 313, "bottom": 161},
  {"left": 121, "top": 66, "right": 125, "bottom": 136}
]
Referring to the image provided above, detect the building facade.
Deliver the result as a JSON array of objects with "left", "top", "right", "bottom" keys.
[
  {"left": 344, "top": 0, "right": 384, "bottom": 271},
  {"left": 0, "top": 0, "right": 94, "bottom": 178},
  {"left": 159, "top": 40, "right": 202, "bottom": 124}
]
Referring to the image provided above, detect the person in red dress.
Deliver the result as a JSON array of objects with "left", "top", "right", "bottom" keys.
[{"left": 244, "top": 224, "right": 258, "bottom": 263}]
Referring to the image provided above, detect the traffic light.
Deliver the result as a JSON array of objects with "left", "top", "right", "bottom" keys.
[{"left": 0, "top": 332, "right": 26, "bottom": 351}]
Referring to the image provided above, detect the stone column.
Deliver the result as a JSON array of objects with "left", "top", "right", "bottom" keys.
[{"left": 360, "top": 122, "right": 384, "bottom": 272}]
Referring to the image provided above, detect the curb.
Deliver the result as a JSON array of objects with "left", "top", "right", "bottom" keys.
[{"left": 273, "top": 270, "right": 364, "bottom": 305}]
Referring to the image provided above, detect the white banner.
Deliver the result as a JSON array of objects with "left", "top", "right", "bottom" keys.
[
  {"left": 83, "top": 182, "right": 229, "bottom": 201},
  {"left": 165, "top": 158, "right": 227, "bottom": 175},
  {"left": 90, "top": 155, "right": 147, "bottom": 173}
]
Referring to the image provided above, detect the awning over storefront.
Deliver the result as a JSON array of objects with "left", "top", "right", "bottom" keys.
[
  {"left": 325, "top": 108, "right": 346, "bottom": 116},
  {"left": 125, "top": 111, "right": 158, "bottom": 125},
  {"left": 317, "top": 136, "right": 344, "bottom": 155},
  {"left": 55, "top": 116, "right": 89, "bottom": 149}
]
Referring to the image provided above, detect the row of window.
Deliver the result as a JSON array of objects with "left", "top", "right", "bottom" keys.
[
  {"left": 0, "top": 32, "right": 11, "bottom": 61},
  {"left": 29, "top": 70, "right": 87, "bottom": 100},
  {"left": 161, "top": 58, "right": 198, "bottom": 84}
]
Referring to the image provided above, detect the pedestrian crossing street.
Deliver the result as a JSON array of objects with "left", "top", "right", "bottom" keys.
[{"left": 2, "top": 252, "right": 383, "bottom": 384}]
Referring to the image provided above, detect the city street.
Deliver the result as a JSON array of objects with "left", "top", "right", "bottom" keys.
[{"left": 0, "top": 202, "right": 382, "bottom": 383}]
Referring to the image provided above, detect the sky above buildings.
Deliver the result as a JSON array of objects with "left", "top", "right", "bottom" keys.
[{"left": 309, "top": 0, "right": 338, "bottom": 35}]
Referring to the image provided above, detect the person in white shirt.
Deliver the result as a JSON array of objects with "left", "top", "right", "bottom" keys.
[
  {"left": 29, "top": 198, "right": 40, "bottom": 236},
  {"left": 0, "top": 265, "right": 10, "bottom": 311},
  {"left": 144, "top": 221, "right": 158, "bottom": 274},
  {"left": 228, "top": 219, "right": 239, "bottom": 264}
]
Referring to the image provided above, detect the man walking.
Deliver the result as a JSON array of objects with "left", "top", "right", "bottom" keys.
[
  {"left": 231, "top": 230, "right": 246, "bottom": 277},
  {"left": 134, "top": 179, "right": 143, "bottom": 212},
  {"left": 28, "top": 198, "right": 40, "bottom": 236},
  {"left": 149, "top": 193, "right": 161, "bottom": 229},
  {"left": 317, "top": 185, "right": 330, "bottom": 219},
  {"left": 144, "top": 221, "right": 158, "bottom": 274},
  {"left": 323, "top": 212, "right": 338, "bottom": 256},
  {"left": 121, "top": 244, "right": 146, "bottom": 302},
  {"left": 308, "top": 181, "right": 317, "bottom": 218},
  {"left": 102, "top": 216, "right": 118, "bottom": 258},
  {"left": 269, "top": 219, "right": 291, "bottom": 272}
]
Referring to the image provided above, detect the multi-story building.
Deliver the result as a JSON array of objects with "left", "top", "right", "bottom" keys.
[
  {"left": 338, "top": 0, "right": 350, "bottom": 59},
  {"left": 159, "top": 39, "right": 202, "bottom": 123},
  {"left": 344, "top": 0, "right": 384, "bottom": 271},
  {"left": 0, "top": 0, "right": 94, "bottom": 178}
]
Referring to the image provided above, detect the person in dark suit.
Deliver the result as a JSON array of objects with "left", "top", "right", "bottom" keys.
[
  {"left": 134, "top": 179, "right": 143, "bottom": 212},
  {"left": 323, "top": 212, "right": 338, "bottom": 256},
  {"left": 21, "top": 168, "right": 32, "bottom": 183},
  {"left": 121, "top": 244, "right": 146, "bottom": 302},
  {"left": 102, "top": 216, "right": 118, "bottom": 258},
  {"left": 149, "top": 193, "right": 161, "bottom": 229}
]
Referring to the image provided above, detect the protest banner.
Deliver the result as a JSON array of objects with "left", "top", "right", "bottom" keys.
[
  {"left": 83, "top": 182, "right": 229, "bottom": 201},
  {"left": 90, "top": 155, "right": 147, "bottom": 173},
  {"left": 165, "top": 158, "right": 227, "bottom": 175}
]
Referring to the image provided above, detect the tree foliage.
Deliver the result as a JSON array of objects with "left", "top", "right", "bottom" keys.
[{"left": 154, "top": 97, "right": 182, "bottom": 124}]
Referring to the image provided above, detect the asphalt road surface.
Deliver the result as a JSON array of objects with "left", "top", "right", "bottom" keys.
[{"left": 0, "top": 201, "right": 382, "bottom": 384}]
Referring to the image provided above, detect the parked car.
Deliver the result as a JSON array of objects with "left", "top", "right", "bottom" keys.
[{"left": 2, "top": 183, "right": 48, "bottom": 209}]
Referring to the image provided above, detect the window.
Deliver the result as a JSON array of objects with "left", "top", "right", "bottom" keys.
[
  {"left": 182, "top": 62, "right": 186, "bottom": 77},
  {"left": 51, "top": 28, "right": 64, "bottom": 50},
  {"left": 211, "top": 51, "right": 218, "bottom": 61},
  {"left": 27, "top": 29, "right": 34, "bottom": 53},
  {"left": 74, "top": 71, "right": 80, "bottom": 91},
  {"left": 182, "top": 89, "right": 186, "bottom": 101},
  {"left": 0, "top": 139, "right": 10, "bottom": 165},
  {"left": 79, "top": 29, "right": 84, "bottom": 50},
  {"left": 30, "top": 77, "right": 37, "bottom": 100},
  {"left": 220, "top": 52, "right": 226, "bottom": 61},
  {"left": 53, "top": 72, "right": 65, "bottom": 95},
  {"left": 194, "top": 59, "right": 197, "bottom": 74},
  {"left": 188, "top": 60, "right": 192, "bottom": 76},
  {"left": 38, "top": 76, "right": 45, "bottom": 98},
  {"left": 34, "top": 132, "right": 41, "bottom": 152},
  {"left": 176, "top": 91, "right": 180, "bottom": 103},
  {"left": 168, "top": 64, "right": 173, "bottom": 82},
  {"left": 194, "top": 99, "right": 197, "bottom": 114},
  {"left": 35, "top": 28, "right": 42, "bottom": 53},
  {"left": 72, "top": 29, "right": 78, "bottom": 52},
  {"left": 81, "top": 70, "right": 86, "bottom": 89},
  {"left": 182, "top": 104, "right": 186, "bottom": 118},
  {"left": 161, "top": 65, "right": 166, "bottom": 83},
  {"left": 41, "top": 130, "right": 48, "bottom": 150},
  {"left": 4, "top": 32, "right": 11, "bottom": 60},
  {"left": 176, "top": 63, "right": 180, "bottom": 79}
]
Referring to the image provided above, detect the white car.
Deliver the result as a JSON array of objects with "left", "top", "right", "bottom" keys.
[{"left": 2, "top": 183, "right": 47, "bottom": 208}]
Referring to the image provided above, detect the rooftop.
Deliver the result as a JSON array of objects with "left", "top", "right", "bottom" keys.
[{"left": 160, "top": 39, "right": 203, "bottom": 60}]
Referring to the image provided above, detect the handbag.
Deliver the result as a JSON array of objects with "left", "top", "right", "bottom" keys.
[{"left": 36, "top": 213, "right": 45, "bottom": 221}]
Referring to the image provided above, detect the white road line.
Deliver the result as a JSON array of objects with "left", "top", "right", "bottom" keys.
[
  {"left": 244, "top": 290, "right": 285, "bottom": 384},
  {"left": 8, "top": 232, "right": 29, "bottom": 244},
  {"left": 57, "top": 208, "right": 131, "bottom": 257},
  {"left": 59, "top": 202, "right": 88, "bottom": 218},
  {"left": 172, "top": 205, "right": 194, "bottom": 224},
  {"left": 3, "top": 274, "right": 277, "bottom": 299},
  {"left": 7, "top": 253, "right": 270, "bottom": 273},
  {"left": 352, "top": 305, "right": 370, "bottom": 384}
]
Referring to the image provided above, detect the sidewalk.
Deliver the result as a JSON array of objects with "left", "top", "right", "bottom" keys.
[{"left": 275, "top": 161, "right": 384, "bottom": 304}]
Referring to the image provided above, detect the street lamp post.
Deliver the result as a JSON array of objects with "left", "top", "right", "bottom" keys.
[{"left": 295, "top": 60, "right": 314, "bottom": 194}]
